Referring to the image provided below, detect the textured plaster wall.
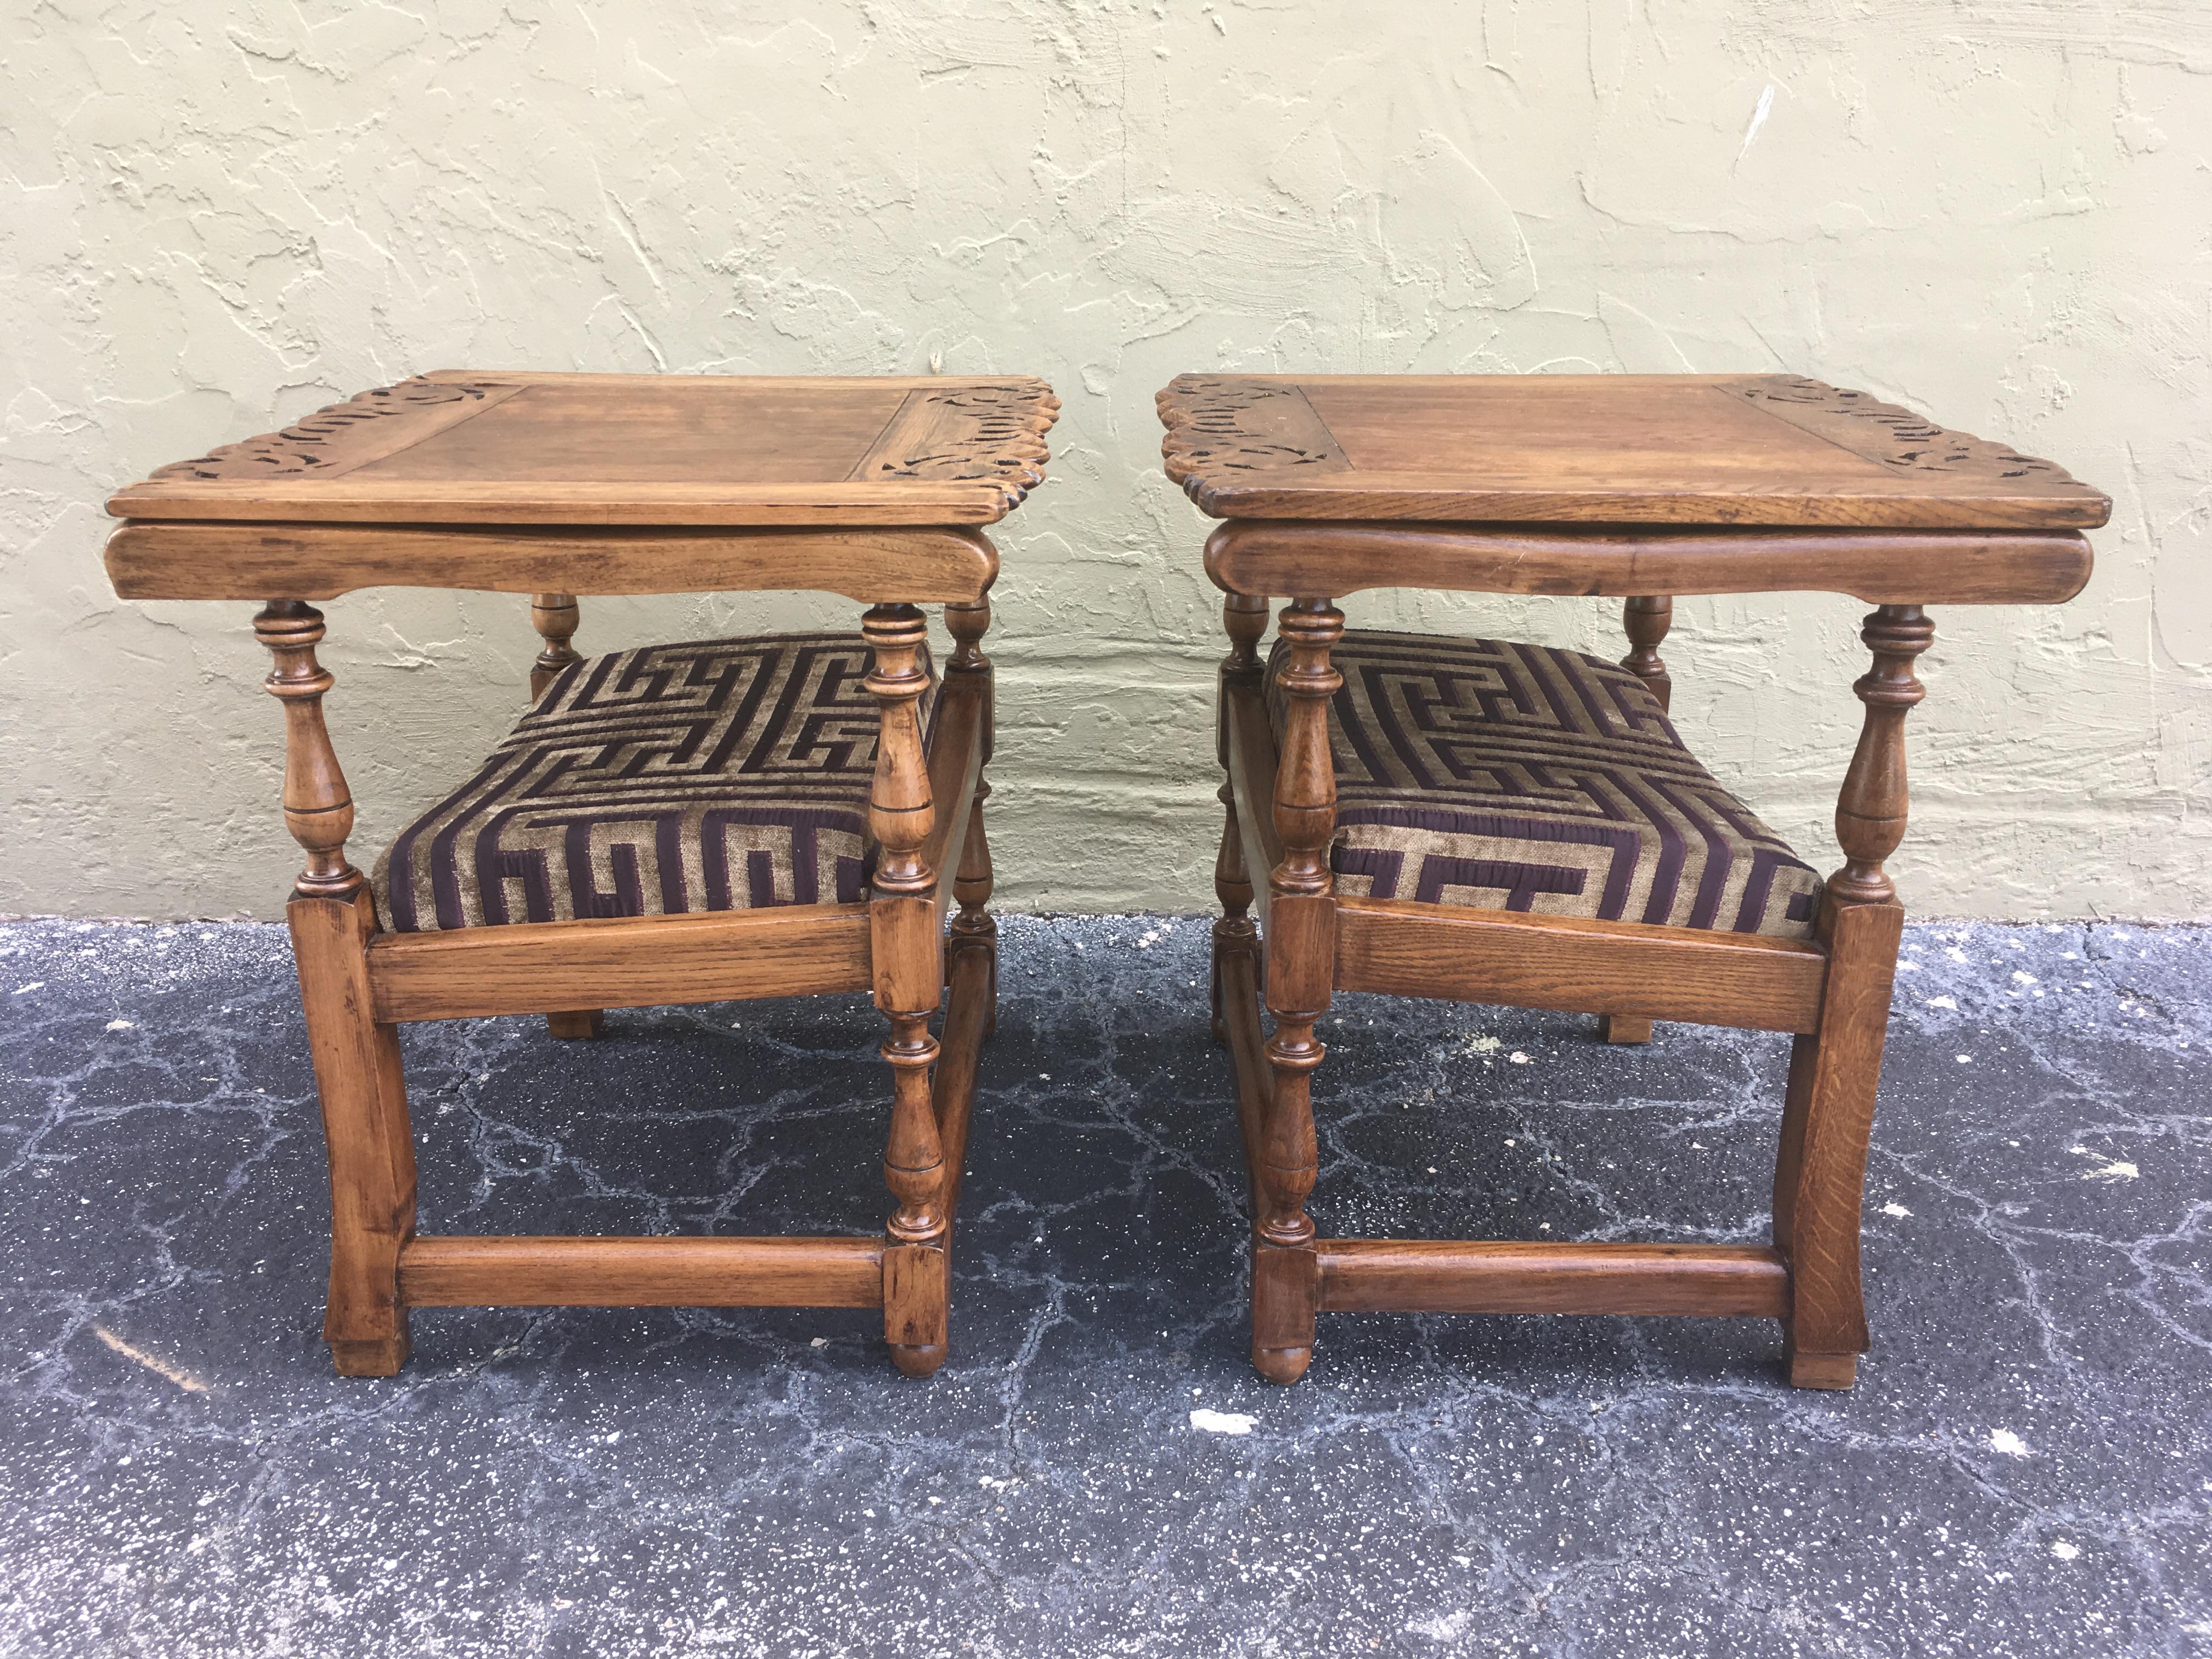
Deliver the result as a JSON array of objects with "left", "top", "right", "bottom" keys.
[{"left": 3, "top": 1, "right": 2208, "bottom": 922}]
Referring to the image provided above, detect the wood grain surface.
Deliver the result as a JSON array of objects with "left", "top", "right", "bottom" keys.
[
  {"left": 109, "top": 371, "right": 1059, "bottom": 527},
  {"left": 1159, "top": 373, "right": 2109, "bottom": 531},
  {"left": 104, "top": 522, "right": 1001, "bottom": 603}
]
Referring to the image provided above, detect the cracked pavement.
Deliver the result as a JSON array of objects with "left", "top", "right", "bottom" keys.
[{"left": 2, "top": 914, "right": 2207, "bottom": 1657}]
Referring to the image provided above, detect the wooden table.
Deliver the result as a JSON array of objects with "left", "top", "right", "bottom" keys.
[
  {"left": 105, "top": 370, "right": 1058, "bottom": 1377},
  {"left": 1159, "top": 371, "right": 2107, "bottom": 1388}
]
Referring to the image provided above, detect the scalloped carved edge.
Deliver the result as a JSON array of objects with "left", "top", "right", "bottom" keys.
[
  {"left": 857, "top": 380, "right": 1062, "bottom": 512},
  {"left": 146, "top": 377, "right": 505, "bottom": 481},
  {"left": 1156, "top": 375, "right": 1348, "bottom": 493},
  {"left": 1740, "top": 376, "right": 2102, "bottom": 492}
]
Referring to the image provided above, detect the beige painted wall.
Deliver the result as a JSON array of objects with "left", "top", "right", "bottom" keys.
[{"left": 5, "top": 2, "right": 2207, "bottom": 922}]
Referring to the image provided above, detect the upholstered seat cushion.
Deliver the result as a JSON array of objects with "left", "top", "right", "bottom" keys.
[
  {"left": 1266, "top": 629, "right": 1821, "bottom": 939},
  {"left": 375, "top": 633, "right": 932, "bottom": 932}
]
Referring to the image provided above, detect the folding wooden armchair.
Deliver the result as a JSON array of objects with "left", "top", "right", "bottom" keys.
[
  {"left": 1159, "top": 371, "right": 2106, "bottom": 1389},
  {"left": 105, "top": 370, "right": 1057, "bottom": 1376}
]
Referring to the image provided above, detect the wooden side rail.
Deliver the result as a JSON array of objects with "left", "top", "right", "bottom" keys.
[
  {"left": 1222, "top": 678, "right": 1285, "bottom": 937},
  {"left": 1314, "top": 1240, "right": 1790, "bottom": 1318},
  {"left": 1334, "top": 897, "right": 1829, "bottom": 1034},
  {"left": 107, "top": 521, "right": 1002, "bottom": 605},
  {"left": 1204, "top": 521, "right": 2094, "bottom": 607},
  {"left": 398, "top": 1235, "right": 885, "bottom": 1307},
  {"left": 368, "top": 905, "right": 873, "bottom": 1022}
]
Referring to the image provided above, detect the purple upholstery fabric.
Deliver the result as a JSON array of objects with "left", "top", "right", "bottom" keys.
[
  {"left": 374, "top": 633, "right": 933, "bottom": 932},
  {"left": 1265, "top": 629, "right": 1821, "bottom": 938}
]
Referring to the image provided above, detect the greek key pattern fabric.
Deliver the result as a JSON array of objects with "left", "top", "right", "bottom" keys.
[
  {"left": 1266, "top": 629, "right": 1821, "bottom": 938},
  {"left": 375, "top": 633, "right": 933, "bottom": 932}
]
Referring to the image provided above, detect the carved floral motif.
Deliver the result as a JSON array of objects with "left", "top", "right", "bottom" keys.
[
  {"left": 149, "top": 379, "right": 500, "bottom": 481},
  {"left": 862, "top": 383, "right": 1060, "bottom": 493},
  {"left": 1741, "top": 377, "right": 2098, "bottom": 488},
  {"left": 1156, "top": 376, "right": 1345, "bottom": 480}
]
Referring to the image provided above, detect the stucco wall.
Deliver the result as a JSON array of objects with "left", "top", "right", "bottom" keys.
[{"left": 5, "top": 2, "right": 2207, "bottom": 922}]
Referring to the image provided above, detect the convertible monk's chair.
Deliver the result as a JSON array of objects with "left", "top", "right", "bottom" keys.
[
  {"left": 104, "top": 370, "right": 1058, "bottom": 1376},
  {"left": 1159, "top": 371, "right": 2107, "bottom": 1389}
]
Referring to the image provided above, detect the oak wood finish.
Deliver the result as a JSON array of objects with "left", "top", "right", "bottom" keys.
[
  {"left": 918, "top": 676, "right": 986, "bottom": 933},
  {"left": 109, "top": 372, "right": 1059, "bottom": 527},
  {"left": 944, "top": 595, "right": 998, "bottom": 1037},
  {"left": 1334, "top": 900, "right": 1827, "bottom": 1035},
  {"left": 121, "top": 372, "right": 1048, "bottom": 1378},
  {"left": 1216, "top": 949, "right": 1273, "bottom": 1217},
  {"left": 290, "top": 892, "right": 417, "bottom": 1376},
  {"left": 255, "top": 601, "right": 413, "bottom": 1376},
  {"left": 1251, "top": 599, "right": 1343, "bottom": 1384},
  {"left": 1774, "top": 900, "right": 1904, "bottom": 1390},
  {"left": 1160, "top": 374, "right": 2111, "bottom": 529},
  {"left": 1314, "top": 1241, "right": 1790, "bottom": 1318},
  {"left": 1222, "top": 679, "right": 1284, "bottom": 940},
  {"left": 398, "top": 1235, "right": 885, "bottom": 1307},
  {"left": 255, "top": 602, "right": 366, "bottom": 903},
  {"left": 366, "top": 906, "right": 874, "bottom": 1022},
  {"left": 1201, "top": 521, "right": 2095, "bottom": 608},
  {"left": 1210, "top": 592, "right": 1269, "bottom": 1047},
  {"left": 1177, "top": 372, "right": 2097, "bottom": 1393},
  {"left": 1771, "top": 605, "right": 1933, "bottom": 1389},
  {"left": 864, "top": 602, "right": 952, "bottom": 1378},
  {"left": 525, "top": 592, "right": 603, "bottom": 1040},
  {"left": 1620, "top": 595, "right": 1674, "bottom": 710},
  {"left": 1602, "top": 598, "right": 1673, "bottom": 1046},
  {"left": 527, "top": 591, "right": 583, "bottom": 700},
  {"left": 105, "top": 522, "right": 1001, "bottom": 605}
]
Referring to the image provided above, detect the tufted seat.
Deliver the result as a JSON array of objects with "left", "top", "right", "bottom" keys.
[
  {"left": 1267, "top": 629, "right": 1821, "bottom": 939},
  {"left": 375, "top": 633, "right": 933, "bottom": 932}
]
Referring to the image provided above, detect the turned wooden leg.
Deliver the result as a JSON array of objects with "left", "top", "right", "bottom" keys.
[
  {"left": 1212, "top": 781, "right": 1255, "bottom": 1049},
  {"left": 1212, "top": 594, "right": 1267, "bottom": 1048},
  {"left": 946, "top": 596, "right": 997, "bottom": 1040},
  {"left": 257, "top": 602, "right": 416, "bottom": 1376},
  {"left": 951, "top": 786, "right": 996, "bottom": 1040},
  {"left": 928, "top": 595, "right": 997, "bottom": 1231},
  {"left": 1774, "top": 604, "right": 1930, "bottom": 1390},
  {"left": 528, "top": 592, "right": 583, "bottom": 701},
  {"left": 934, "top": 803, "right": 993, "bottom": 1231},
  {"left": 1621, "top": 595, "right": 1673, "bottom": 710},
  {"left": 1599, "top": 597, "right": 1673, "bottom": 1047},
  {"left": 865, "top": 603, "right": 950, "bottom": 1378},
  {"left": 529, "top": 594, "right": 603, "bottom": 1040},
  {"left": 1252, "top": 598, "right": 1341, "bottom": 1384}
]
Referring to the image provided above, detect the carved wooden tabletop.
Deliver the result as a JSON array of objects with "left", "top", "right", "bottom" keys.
[
  {"left": 1157, "top": 374, "right": 2109, "bottom": 532},
  {"left": 109, "top": 371, "right": 1060, "bottom": 528}
]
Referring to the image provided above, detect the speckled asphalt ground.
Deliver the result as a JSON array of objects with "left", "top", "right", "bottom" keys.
[{"left": 3, "top": 913, "right": 2208, "bottom": 1658}]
